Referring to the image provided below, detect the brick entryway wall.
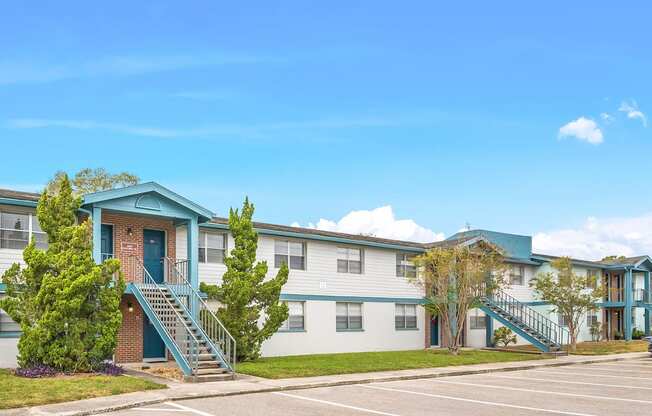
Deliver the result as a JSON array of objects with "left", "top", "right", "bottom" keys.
[{"left": 103, "top": 211, "right": 178, "bottom": 363}]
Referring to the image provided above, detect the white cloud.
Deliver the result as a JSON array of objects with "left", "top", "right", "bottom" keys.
[
  {"left": 293, "top": 206, "right": 444, "bottom": 243},
  {"left": 600, "top": 112, "right": 614, "bottom": 123},
  {"left": 619, "top": 100, "right": 647, "bottom": 127},
  {"left": 558, "top": 117, "right": 603, "bottom": 145},
  {"left": 533, "top": 213, "right": 652, "bottom": 260}
]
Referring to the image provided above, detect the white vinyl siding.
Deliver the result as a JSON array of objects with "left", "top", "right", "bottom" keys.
[
  {"left": 198, "top": 231, "right": 226, "bottom": 264},
  {"left": 280, "top": 301, "right": 305, "bottom": 331},
  {"left": 395, "top": 303, "right": 417, "bottom": 329},
  {"left": 337, "top": 247, "right": 362, "bottom": 274},
  {"left": 275, "top": 240, "right": 306, "bottom": 270},
  {"left": 336, "top": 302, "right": 363, "bottom": 331}
]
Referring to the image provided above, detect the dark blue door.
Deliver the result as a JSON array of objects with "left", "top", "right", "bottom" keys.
[
  {"left": 143, "top": 229, "right": 165, "bottom": 283},
  {"left": 430, "top": 317, "right": 439, "bottom": 346},
  {"left": 143, "top": 315, "right": 166, "bottom": 359}
]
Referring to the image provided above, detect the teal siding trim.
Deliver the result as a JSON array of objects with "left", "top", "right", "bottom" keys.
[
  {"left": 82, "top": 182, "right": 214, "bottom": 222},
  {"left": 0, "top": 331, "right": 21, "bottom": 338},
  {"left": 279, "top": 293, "right": 426, "bottom": 304},
  {"left": 0, "top": 198, "right": 37, "bottom": 208},
  {"left": 200, "top": 223, "right": 426, "bottom": 253}
]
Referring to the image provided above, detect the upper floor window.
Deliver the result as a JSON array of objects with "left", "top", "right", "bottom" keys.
[
  {"left": 199, "top": 231, "right": 227, "bottom": 264},
  {"left": 0, "top": 211, "right": 47, "bottom": 250},
  {"left": 280, "top": 301, "right": 305, "bottom": 331},
  {"left": 337, "top": 247, "right": 363, "bottom": 274},
  {"left": 395, "top": 303, "right": 417, "bottom": 329},
  {"left": 396, "top": 253, "right": 417, "bottom": 278},
  {"left": 509, "top": 265, "right": 525, "bottom": 286},
  {"left": 275, "top": 240, "right": 306, "bottom": 270},
  {"left": 336, "top": 302, "right": 363, "bottom": 330},
  {"left": 586, "top": 269, "right": 598, "bottom": 289}
]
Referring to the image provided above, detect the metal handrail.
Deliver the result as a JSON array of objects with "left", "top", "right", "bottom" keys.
[
  {"left": 164, "top": 257, "right": 236, "bottom": 372},
  {"left": 482, "top": 285, "right": 569, "bottom": 348},
  {"left": 605, "top": 287, "right": 624, "bottom": 302},
  {"left": 124, "top": 255, "right": 202, "bottom": 375}
]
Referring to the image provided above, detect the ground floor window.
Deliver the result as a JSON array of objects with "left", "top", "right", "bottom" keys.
[
  {"left": 558, "top": 314, "right": 568, "bottom": 327},
  {"left": 336, "top": 302, "right": 363, "bottom": 331},
  {"left": 280, "top": 301, "right": 305, "bottom": 331},
  {"left": 395, "top": 303, "right": 417, "bottom": 329},
  {"left": 470, "top": 309, "right": 486, "bottom": 329},
  {"left": 586, "top": 314, "right": 598, "bottom": 327}
]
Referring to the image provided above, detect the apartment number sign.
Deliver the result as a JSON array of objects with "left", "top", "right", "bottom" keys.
[{"left": 121, "top": 242, "right": 138, "bottom": 253}]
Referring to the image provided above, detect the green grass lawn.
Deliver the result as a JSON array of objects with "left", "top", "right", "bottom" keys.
[
  {"left": 0, "top": 369, "right": 166, "bottom": 410},
  {"left": 236, "top": 349, "right": 547, "bottom": 379},
  {"left": 507, "top": 340, "right": 649, "bottom": 355}
]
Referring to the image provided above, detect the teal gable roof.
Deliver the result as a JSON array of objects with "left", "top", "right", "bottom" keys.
[
  {"left": 81, "top": 182, "right": 214, "bottom": 222},
  {"left": 446, "top": 229, "right": 532, "bottom": 260}
]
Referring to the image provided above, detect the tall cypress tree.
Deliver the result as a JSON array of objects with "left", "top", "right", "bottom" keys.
[
  {"left": 201, "top": 198, "right": 289, "bottom": 361},
  {"left": 1, "top": 174, "right": 125, "bottom": 372}
]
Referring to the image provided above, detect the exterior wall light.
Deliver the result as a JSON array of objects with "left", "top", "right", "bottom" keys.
[
  {"left": 127, "top": 227, "right": 133, "bottom": 237},
  {"left": 127, "top": 301, "right": 134, "bottom": 313}
]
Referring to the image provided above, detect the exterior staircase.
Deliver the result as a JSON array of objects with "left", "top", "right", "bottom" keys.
[
  {"left": 479, "top": 287, "right": 569, "bottom": 353},
  {"left": 125, "top": 255, "right": 236, "bottom": 382}
]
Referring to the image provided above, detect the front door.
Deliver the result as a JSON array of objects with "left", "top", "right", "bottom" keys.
[
  {"left": 100, "top": 224, "right": 113, "bottom": 259},
  {"left": 143, "top": 315, "right": 166, "bottom": 360},
  {"left": 430, "top": 316, "right": 439, "bottom": 346},
  {"left": 143, "top": 229, "right": 165, "bottom": 283}
]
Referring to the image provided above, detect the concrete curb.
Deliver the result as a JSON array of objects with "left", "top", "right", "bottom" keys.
[{"left": 16, "top": 352, "right": 651, "bottom": 416}]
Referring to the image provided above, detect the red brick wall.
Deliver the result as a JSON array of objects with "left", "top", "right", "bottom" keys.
[
  {"left": 100, "top": 212, "right": 177, "bottom": 363},
  {"left": 115, "top": 294, "right": 143, "bottom": 363},
  {"left": 102, "top": 212, "right": 176, "bottom": 283}
]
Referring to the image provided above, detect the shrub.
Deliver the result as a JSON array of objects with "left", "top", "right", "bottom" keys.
[
  {"left": 15, "top": 364, "right": 57, "bottom": 378},
  {"left": 614, "top": 330, "right": 623, "bottom": 340},
  {"left": 493, "top": 327, "right": 517, "bottom": 347},
  {"left": 95, "top": 361, "right": 124, "bottom": 376},
  {"left": 632, "top": 328, "right": 645, "bottom": 340}
]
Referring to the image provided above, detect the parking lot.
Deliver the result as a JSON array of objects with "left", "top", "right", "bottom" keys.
[{"left": 110, "top": 357, "right": 652, "bottom": 416}]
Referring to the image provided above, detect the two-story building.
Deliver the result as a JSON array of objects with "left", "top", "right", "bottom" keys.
[{"left": 1, "top": 183, "right": 651, "bottom": 378}]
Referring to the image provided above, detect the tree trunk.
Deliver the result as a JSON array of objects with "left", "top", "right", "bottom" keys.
[{"left": 568, "top": 323, "right": 577, "bottom": 352}]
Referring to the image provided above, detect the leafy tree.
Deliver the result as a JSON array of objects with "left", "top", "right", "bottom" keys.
[
  {"left": 412, "top": 242, "right": 506, "bottom": 355},
  {"left": 47, "top": 168, "right": 139, "bottom": 195},
  {"left": 601, "top": 255, "right": 627, "bottom": 263},
  {"left": 1, "top": 174, "right": 125, "bottom": 372},
  {"left": 493, "top": 327, "right": 517, "bottom": 347},
  {"left": 530, "top": 257, "right": 604, "bottom": 352},
  {"left": 200, "top": 198, "right": 289, "bottom": 361}
]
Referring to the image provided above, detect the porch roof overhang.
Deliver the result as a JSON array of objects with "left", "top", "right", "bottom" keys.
[{"left": 81, "top": 182, "right": 214, "bottom": 222}]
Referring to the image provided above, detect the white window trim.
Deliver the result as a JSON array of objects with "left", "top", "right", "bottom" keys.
[
  {"left": 336, "top": 302, "right": 364, "bottom": 331},
  {"left": 396, "top": 252, "right": 416, "bottom": 278},
  {"left": 336, "top": 246, "right": 364, "bottom": 274},
  {"left": 274, "top": 239, "right": 307, "bottom": 271},
  {"left": 279, "top": 301, "right": 306, "bottom": 332},
  {"left": 395, "top": 303, "right": 418, "bottom": 330},
  {"left": 0, "top": 211, "right": 46, "bottom": 251},
  {"left": 198, "top": 231, "right": 227, "bottom": 264},
  {"left": 509, "top": 265, "right": 525, "bottom": 286},
  {"left": 469, "top": 309, "right": 486, "bottom": 330}
]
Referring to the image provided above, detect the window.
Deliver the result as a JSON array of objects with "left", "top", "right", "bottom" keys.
[
  {"left": 280, "top": 301, "right": 305, "bottom": 331},
  {"left": 558, "top": 314, "right": 568, "bottom": 327},
  {"left": 470, "top": 309, "right": 486, "bottom": 329},
  {"left": 337, "top": 247, "right": 362, "bottom": 274},
  {"left": 586, "top": 314, "right": 598, "bottom": 327},
  {"left": 274, "top": 240, "right": 306, "bottom": 270},
  {"left": 198, "top": 231, "right": 227, "bottom": 263},
  {"left": 586, "top": 269, "right": 598, "bottom": 289},
  {"left": 509, "top": 265, "right": 524, "bottom": 285},
  {"left": 395, "top": 303, "right": 417, "bottom": 329},
  {"left": 0, "top": 211, "right": 47, "bottom": 250},
  {"left": 396, "top": 253, "right": 417, "bottom": 278},
  {"left": 336, "top": 302, "right": 363, "bottom": 330}
]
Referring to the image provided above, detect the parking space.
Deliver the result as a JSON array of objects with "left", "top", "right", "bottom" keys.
[{"left": 110, "top": 358, "right": 652, "bottom": 416}]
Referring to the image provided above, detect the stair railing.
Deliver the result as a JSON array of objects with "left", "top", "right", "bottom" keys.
[
  {"left": 481, "top": 284, "right": 569, "bottom": 348},
  {"left": 123, "top": 255, "right": 202, "bottom": 375},
  {"left": 164, "top": 257, "right": 236, "bottom": 372}
]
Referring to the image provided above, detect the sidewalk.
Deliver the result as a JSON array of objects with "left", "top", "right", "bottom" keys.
[{"left": 4, "top": 351, "right": 649, "bottom": 416}]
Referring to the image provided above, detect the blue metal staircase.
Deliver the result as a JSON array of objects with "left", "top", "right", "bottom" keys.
[
  {"left": 125, "top": 255, "right": 236, "bottom": 381},
  {"left": 479, "top": 287, "right": 569, "bottom": 352}
]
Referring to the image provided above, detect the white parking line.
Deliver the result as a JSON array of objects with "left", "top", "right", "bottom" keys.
[
  {"left": 426, "top": 378, "right": 652, "bottom": 404},
  {"left": 583, "top": 362, "right": 652, "bottom": 369},
  {"left": 360, "top": 384, "right": 597, "bottom": 416},
  {"left": 131, "top": 409, "right": 187, "bottom": 413},
  {"left": 576, "top": 365, "right": 652, "bottom": 373},
  {"left": 487, "top": 374, "right": 652, "bottom": 391},
  {"left": 166, "top": 402, "right": 215, "bottom": 416},
  {"left": 530, "top": 369, "right": 652, "bottom": 381},
  {"left": 272, "top": 392, "right": 401, "bottom": 416}
]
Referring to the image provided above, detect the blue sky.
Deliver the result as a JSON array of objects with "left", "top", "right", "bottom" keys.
[{"left": 1, "top": 2, "right": 651, "bottom": 258}]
